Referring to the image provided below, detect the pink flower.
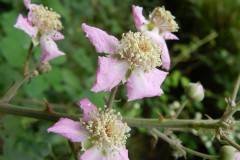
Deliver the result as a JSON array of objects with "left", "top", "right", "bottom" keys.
[
  {"left": 82, "top": 23, "right": 168, "bottom": 101},
  {"left": 14, "top": 0, "right": 65, "bottom": 62},
  {"left": 48, "top": 98, "right": 130, "bottom": 160},
  {"left": 132, "top": 5, "right": 179, "bottom": 70}
]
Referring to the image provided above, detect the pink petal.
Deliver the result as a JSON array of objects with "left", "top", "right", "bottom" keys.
[
  {"left": 91, "top": 57, "right": 129, "bottom": 92},
  {"left": 80, "top": 146, "right": 104, "bottom": 160},
  {"left": 114, "top": 147, "right": 129, "bottom": 160},
  {"left": 147, "top": 31, "right": 171, "bottom": 70},
  {"left": 76, "top": 98, "right": 98, "bottom": 122},
  {"left": 50, "top": 31, "right": 65, "bottom": 41},
  {"left": 82, "top": 23, "right": 119, "bottom": 54},
  {"left": 23, "top": 0, "right": 31, "bottom": 9},
  {"left": 126, "top": 69, "right": 168, "bottom": 101},
  {"left": 132, "top": 5, "right": 147, "bottom": 31},
  {"left": 23, "top": 0, "right": 37, "bottom": 10},
  {"left": 161, "top": 32, "right": 179, "bottom": 40},
  {"left": 47, "top": 118, "right": 89, "bottom": 142},
  {"left": 40, "top": 35, "right": 65, "bottom": 62},
  {"left": 234, "top": 152, "right": 240, "bottom": 160},
  {"left": 14, "top": 14, "right": 38, "bottom": 38}
]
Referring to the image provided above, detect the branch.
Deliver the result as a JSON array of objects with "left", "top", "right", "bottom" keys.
[
  {"left": 232, "top": 73, "right": 240, "bottom": 102},
  {"left": 0, "top": 103, "right": 227, "bottom": 130},
  {"left": 0, "top": 75, "right": 31, "bottom": 103},
  {"left": 150, "top": 128, "right": 218, "bottom": 159},
  {"left": 23, "top": 42, "right": 34, "bottom": 76},
  {"left": 174, "top": 99, "right": 189, "bottom": 118},
  {"left": 221, "top": 132, "right": 240, "bottom": 151}
]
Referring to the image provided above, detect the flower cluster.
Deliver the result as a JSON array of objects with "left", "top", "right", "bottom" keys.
[
  {"left": 14, "top": 1, "right": 181, "bottom": 159},
  {"left": 48, "top": 98, "right": 130, "bottom": 160},
  {"left": 81, "top": 5, "right": 179, "bottom": 101},
  {"left": 14, "top": 0, "right": 65, "bottom": 62}
]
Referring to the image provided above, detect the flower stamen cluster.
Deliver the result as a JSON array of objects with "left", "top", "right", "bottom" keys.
[
  {"left": 149, "top": 7, "right": 179, "bottom": 32},
  {"left": 118, "top": 31, "right": 162, "bottom": 72},
  {"left": 30, "top": 5, "right": 63, "bottom": 34},
  {"left": 82, "top": 106, "right": 130, "bottom": 156}
]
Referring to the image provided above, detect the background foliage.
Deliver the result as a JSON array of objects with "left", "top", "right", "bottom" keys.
[{"left": 0, "top": 0, "right": 239, "bottom": 159}]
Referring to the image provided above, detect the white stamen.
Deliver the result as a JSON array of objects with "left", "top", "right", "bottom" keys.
[
  {"left": 118, "top": 31, "right": 162, "bottom": 72},
  {"left": 82, "top": 108, "right": 130, "bottom": 158},
  {"left": 30, "top": 5, "right": 63, "bottom": 34},
  {"left": 149, "top": 6, "right": 179, "bottom": 32}
]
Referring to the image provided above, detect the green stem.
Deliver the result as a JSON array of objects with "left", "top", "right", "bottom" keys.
[
  {"left": 0, "top": 103, "right": 79, "bottom": 122},
  {"left": 107, "top": 86, "right": 118, "bottom": 108},
  {"left": 181, "top": 146, "right": 218, "bottom": 159},
  {"left": 174, "top": 99, "right": 189, "bottom": 118},
  {"left": 171, "top": 32, "right": 217, "bottom": 70},
  {"left": 221, "top": 101, "right": 240, "bottom": 122},
  {"left": 150, "top": 128, "right": 218, "bottom": 159},
  {"left": 0, "top": 103, "right": 225, "bottom": 130},
  {"left": 0, "top": 75, "right": 31, "bottom": 103},
  {"left": 23, "top": 42, "right": 34, "bottom": 76},
  {"left": 68, "top": 140, "right": 79, "bottom": 160},
  {"left": 221, "top": 132, "right": 240, "bottom": 151},
  {"left": 232, "top": 73, "right": 240, "bottom": 102}
]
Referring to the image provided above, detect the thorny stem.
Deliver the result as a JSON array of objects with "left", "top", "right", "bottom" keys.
[
  {"left": 0, "top": 103, "right": 79, "bottom": 122},
  {"left": 23, "top": 42, "right": 34, "bottom": 76},
  {"left": 174, "top": 99, "right": 189, "bottom": 119},
  {"left": 221, "top": 101, "right": 240, "bottom": 122},
  {"left": 150, "top": 128, "right": 218, "bottom": 159},
  {"left": 232, "top": 73, "right": 240, "bottom": 102},
  {"left": 0, "top": 103, "right": 231, "bottom": 129},
  {"left": 107, "top": 86, "right": 118, "bottom": 108}
]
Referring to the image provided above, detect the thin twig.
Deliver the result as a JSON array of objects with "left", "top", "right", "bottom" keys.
[
  {"left": 221, "top": 101, "right": 240, "bottom": 122},
  {"left": 221, "top": 132, "right": 240, "bottom": 151},
  {"left": 174, "top": 99, "right": 189, "bottom": 119},
  {"left": 150, "top": 128, "right": 218, "bottom": 159},
  {"left": 23, "top": 42, "right": 34, "bottom": 76},
  {"left": 107, "top": 86, "right": 118, "bottom": 108},
  {"left": 0, "top": 75, "right": 31, "bottom": 103},
  {"left": 232, "top": 73, "right": 240, "bottom": 102},
  {"left": 68, "top": 140, "right": 79, "bottom": 160},
  {"left": 181, "top": 146, "right": 218, "bottom": 159}
]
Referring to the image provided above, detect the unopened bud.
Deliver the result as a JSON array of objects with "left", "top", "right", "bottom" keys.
[
  {"left": 29, "top": 70, "right": 39, "bottom": 77},
  {"left": 219, "top": 145, "right": 235, "bottom": 160},
  {"left": 185, "top": 82, "right": 204, "bottom": 102},
  {"left": 37, "top": 62, "right": 52, "bottom": 74}
]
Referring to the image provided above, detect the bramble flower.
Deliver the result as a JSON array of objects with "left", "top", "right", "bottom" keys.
[
  {"left": 82, "top": 23, "right": 168, "bottom": 101},
  {"left": 48, "top": 98, "right": 130, "bottom": 160},
  {"left": 132, "top": 5, "right": 179, "bottom": 70},
  {"left": 14, "top": 0, "right": 65, "bottom": 62}
]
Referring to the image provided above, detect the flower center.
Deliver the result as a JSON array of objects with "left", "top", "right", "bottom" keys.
[
  {"left": 118, "top": 31, "right": 162, "bottom": 72},
  {"left": 82, "top": 107, "right": 130, "bottom": 155},
  {"left": 149, "top": 7, "right": 179, "bottom": 32},
  {"left": 30, "top": 5, "right": 63, "bottom": 34}
]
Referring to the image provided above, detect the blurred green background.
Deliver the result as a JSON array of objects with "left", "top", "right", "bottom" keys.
[{"left": 0, "top": 0, "right": 239, "bottom": 159}]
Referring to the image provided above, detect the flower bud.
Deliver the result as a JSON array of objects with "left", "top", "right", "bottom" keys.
[
  {"left": 185, "top": 82, "right": 204, "bottom": 102},
  {"left": 219, "top": 145, "right": 235, "bottom": 160},
  {"left": 37, "top": 62, "right": 52, "bottom": 74}
]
